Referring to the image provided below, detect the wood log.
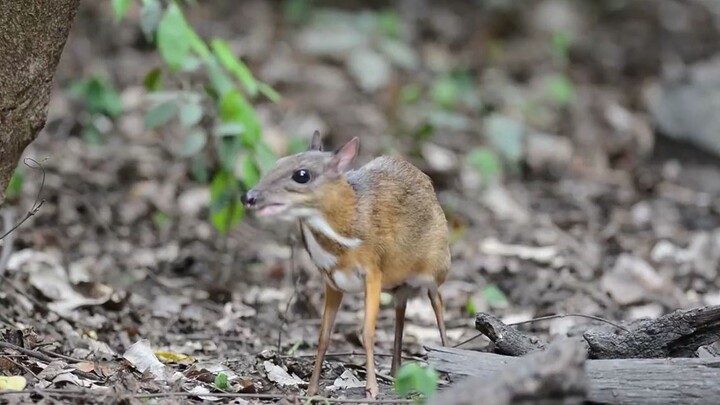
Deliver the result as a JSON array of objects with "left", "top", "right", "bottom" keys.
[
  {"left": 427, "top": 340, "right": 588, "bottom": 405},
  {"left": 583, "top": 305, "right": 720, "bottom": 358},
  {"left": 474, "top": 305, "right": 720, "bottom": 359},
  {"left": 427, "top": 345, "right": 720, "bottom": 405}
]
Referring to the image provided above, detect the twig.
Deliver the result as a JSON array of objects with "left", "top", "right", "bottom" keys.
[
  {"left": 453, "top": 313, "right": 629, "bottom": 348},
  {"left": 0, "top": 341, "right": 101, "bottom": 381},
  {"left": 0, "top": 158, "right": 46, "bottom": 241},
  {"left": 1, "top": 355, "right": 40, "bottom": 380},
  {"left": 284, "top": 351, "right": 425, "bottom": 362},
  {"left": 38, "top": 348, "right": 86, "bottom": 363},
  {"left": 277, "top": 234, "right": 301, "bottom": 353},
  {"left": 0, "top": 389, "right": 413, "bottom": 403},
  {"left": 509, "top": 313, "right": 629, "bottom": 333}
]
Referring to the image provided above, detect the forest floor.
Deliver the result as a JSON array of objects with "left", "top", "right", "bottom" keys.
[{"left": 3, "top": 1, "right": 720, "bottom": 404}]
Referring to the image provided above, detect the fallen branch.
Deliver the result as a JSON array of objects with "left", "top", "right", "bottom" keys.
[
  {"left": 474, "top": 305, "right": 720, "bottom": 359},
  {"left": 583, "top": 305, "right": 720, "bottom": 358},
  {"left": 427, "top": 339, "right": 588, "bottom": 405},
  {"left": 426, "top": 345, "right": 720, "bottom": 405},
  {"left": 0, "top": 341, "right": 101, "bottom": 381}
]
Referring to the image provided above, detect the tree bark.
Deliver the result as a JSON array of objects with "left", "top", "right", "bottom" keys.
[{"left": 0, "top": 0, "right": 80, "bottom": 206}]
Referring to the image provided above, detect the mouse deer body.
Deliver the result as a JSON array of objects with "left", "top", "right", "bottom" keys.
[{"left": 242, "top": 132, "right": 450, "bottom": 398}]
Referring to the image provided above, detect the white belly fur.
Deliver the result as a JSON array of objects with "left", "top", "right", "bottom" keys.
[{"left": 331, "top": 269, "right": 365, "bottom": 293}]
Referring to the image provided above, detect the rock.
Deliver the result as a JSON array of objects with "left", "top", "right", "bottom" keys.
[
  {"left": 421, "top": 142, "right": 458, "bottom": 172},
  {"left": 525, "top": 132, "right": 573, "bottom": 173},
  {"left": 601, "top": 254, "right": 666, "bottom": 305},
  {"left": 645, "top": 54, "right": 720, "bottom": 157},
  {"left": 346, "top": 48, "right": 393, "bottom": 93}
]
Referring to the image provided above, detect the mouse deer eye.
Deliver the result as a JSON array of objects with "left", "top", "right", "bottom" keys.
[{"left": 292, "top": 169, "right": 311, "bottom": 184}]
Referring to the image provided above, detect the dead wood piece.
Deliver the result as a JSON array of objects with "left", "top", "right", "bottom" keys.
[
  {"left": 427, "top": 345, "right": 720, "bottom": 405},
  {"left": 475, "top": 312, "right": 545, "bottom": 356},
  {"left": 426, "top": 339, "right": 588, "bottom": 405},
  {"left": 583, "top": 305, "right": 720, "bottom": 358}
]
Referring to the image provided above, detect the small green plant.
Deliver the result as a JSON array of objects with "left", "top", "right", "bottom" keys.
[
  {"left": 394, "top": 362, "right": 439, "bottom": 401},
  {"left": 112, "top": 0, "right": 281, "bottom": 234},
  {"left": 482, "top": 284, "right": 509, "bottom": 308},
  {"left": 68, "top": 74, "right": 123, "bottom": 144},
  {"left": 214, "top": 372, "right": 229, "bottom": 390},
  {"left": 546, "top": 73, "right": 575, "bottom": 106},
  {"left": 466, "top": 147, "right": 503, "bottom": 185},
  {"left": 5, "top": 166, "right": 24, "bottom": 202}
]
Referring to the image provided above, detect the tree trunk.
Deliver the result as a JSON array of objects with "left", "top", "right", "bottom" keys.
[{"left": 0, "top": 0, "right": 80, "bottom": 206}]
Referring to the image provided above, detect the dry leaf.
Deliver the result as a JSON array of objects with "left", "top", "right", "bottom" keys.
[{"left": 0, "top": 376, "right": 27, "bottom": 391}]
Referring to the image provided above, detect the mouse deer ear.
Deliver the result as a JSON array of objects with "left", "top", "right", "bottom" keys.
[
  {"left": 308, "top": 130, "right": 323, "bottom": 151},
  {"left": 329, "top": 137, "right": 359, "bottom": 175}
]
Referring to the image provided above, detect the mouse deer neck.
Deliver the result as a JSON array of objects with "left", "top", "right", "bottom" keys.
[{"left": 305, "top": 179, "right": 360, "bottom": 249}]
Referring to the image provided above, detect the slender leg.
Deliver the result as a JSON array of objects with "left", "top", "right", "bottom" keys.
[
  {"left": 428, "top": 289, "right": 448, "bottom": 346},
  {"left": 391, "top": 293, "right": 407, "bottom": 376},
  {"left": 307, "top": 284, "right": 344, "bottom": 396},
  {"left": 363, "top": 270, "right": 383, "bottom": 398}
]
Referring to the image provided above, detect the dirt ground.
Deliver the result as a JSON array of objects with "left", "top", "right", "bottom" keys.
[{"left": 3, "top": 0, "right": 720, "bottom": 403}]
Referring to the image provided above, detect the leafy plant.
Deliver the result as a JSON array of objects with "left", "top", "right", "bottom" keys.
[
  {"left": 214, "top": 372, "right": 229, "bottom": 390},
  {"left": 546, "top": 73, "right": 575, "bottom": 107},
  {"left": 68, "top": 74, "right": 123, "bottom": 144},
  {"left": 394, "top": 362, "right": 439, "bottom": 401},
  {"left": 466, "top": 147, "right": 503, "bottom": 185},
  {"left": 5, "top": 166, "right": 24, "bottom": 202},
  {"left": 482, "top": 284, "right": 509, "bottom": 308},
  {"left": 112, "top": 0, "right": 282, "bottom": 234}
]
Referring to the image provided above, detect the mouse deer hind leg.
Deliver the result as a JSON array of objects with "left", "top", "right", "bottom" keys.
[
  {"left": 307, "top": 284, "right": 344, "bottom": 396},
  {"left": 428, "top": 289, "right": 448, "bottom": 346},
  {"left": 391, "top": 290, "right": 408, "bottom": 376}
]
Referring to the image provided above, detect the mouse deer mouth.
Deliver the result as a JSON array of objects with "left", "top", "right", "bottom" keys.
[{"left": 255, "top": 202, "right": 290, "bottom": 217}]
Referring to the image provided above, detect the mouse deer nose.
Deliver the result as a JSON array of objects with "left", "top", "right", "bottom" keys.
[{"left": 241, "top": 190, "right": 257, "bottom": 207}]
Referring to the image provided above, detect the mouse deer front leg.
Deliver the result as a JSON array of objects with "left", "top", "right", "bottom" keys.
[
  {"left": 363, "top": 266, "right": 383, "bottom": 398},
  {"left": 307, "top": 284, "right": 343, "bottom": 396}
]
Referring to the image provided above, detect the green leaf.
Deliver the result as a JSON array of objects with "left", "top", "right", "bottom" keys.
[
  {"left": 145, "top": 100, "right": 178, "bottom": 129},
  {"left": 546, "top": 74, "right": 575, "bottom": 106},
  {"left": 208, "top": 60, "right": 235, "bottom": 98},
  {"left": 214, "top": 122, "right": 246, "bottom": 137},
  {"left": 211, "top": 39, "right": 258, "bottom": 97},
  {"left": 180, "top": 129, "right": 207, "bottom": 157},
  {"left": 82, "top": 123, "right": 104, "bottom": 145},
  {"left": 466, "top": 148, "right": 502, "bottom": 182},
  {"left": 209, "top": 170, "right": 244, "bottom": 234},
  {"left": 482, "top": 284, "right": 509, "bottom": 307},
  {"left": 157, "top": 3, "right": 190, "bottom": 70},
  {"left": 483, "top": 114, "right": 524, "bottom": 165},
  {"left": 378, "top": 9, "right": 401, "bottom": 38},
  {"left": 432, "top": 75, "right": 460, "bottom": 109},
  {"left": 253, "top": 141, "right": 277, "bottom": 174},
  {"left": 143, "top": 68, "right": 163, "bottom": 91},
  {"left": 219, "top": 90, "right": 261, "bottom": 145},
  {"left": 287, "top": 136, "right": 308, "bottom": 154},
  {"left": 217, "top": 136, "right": 242, "bottom": 171},
  {"left": 258, "top": 82, "right": 282, "bottom": 103},
  {"left": 70, "top": 75, "right": 123, "bottom": 118},
  {"left": 394, "top": 363, "right": 439, "bottom": 398},
  {"left": 214, "top": 372, "right": 229, "bottom": 390},
  {"left": 239, "top": 153, "right": 260, "bottom": 188},
  {"left": 283, "top": 0, "right": 311, "bottom": 24},
  {"left": 180, "top": 101, "right": 203, "bottom": 127},
  {"left": 191, "top": 154, "right": 209, "bottom": 183},
  {"left": 112, "top": 0, "right": 132, "bottom": 22},
  {"left": 153, "top": 210, "right": 171, "bottom": 228},
  {"left": 140, "top": 0, "right": 163, "bottom": 42},
  {"left": 400, "top": 84, "right": 422, "bottom": 105},
  {"left": 5, "top": 166, "right": 24, "bottom": 201},
  {"left": 465, "top": 296, "right": 477, "bottom": 317},
  {"left": 186, "top": 26, "right": 212, "bottom": 61}
]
